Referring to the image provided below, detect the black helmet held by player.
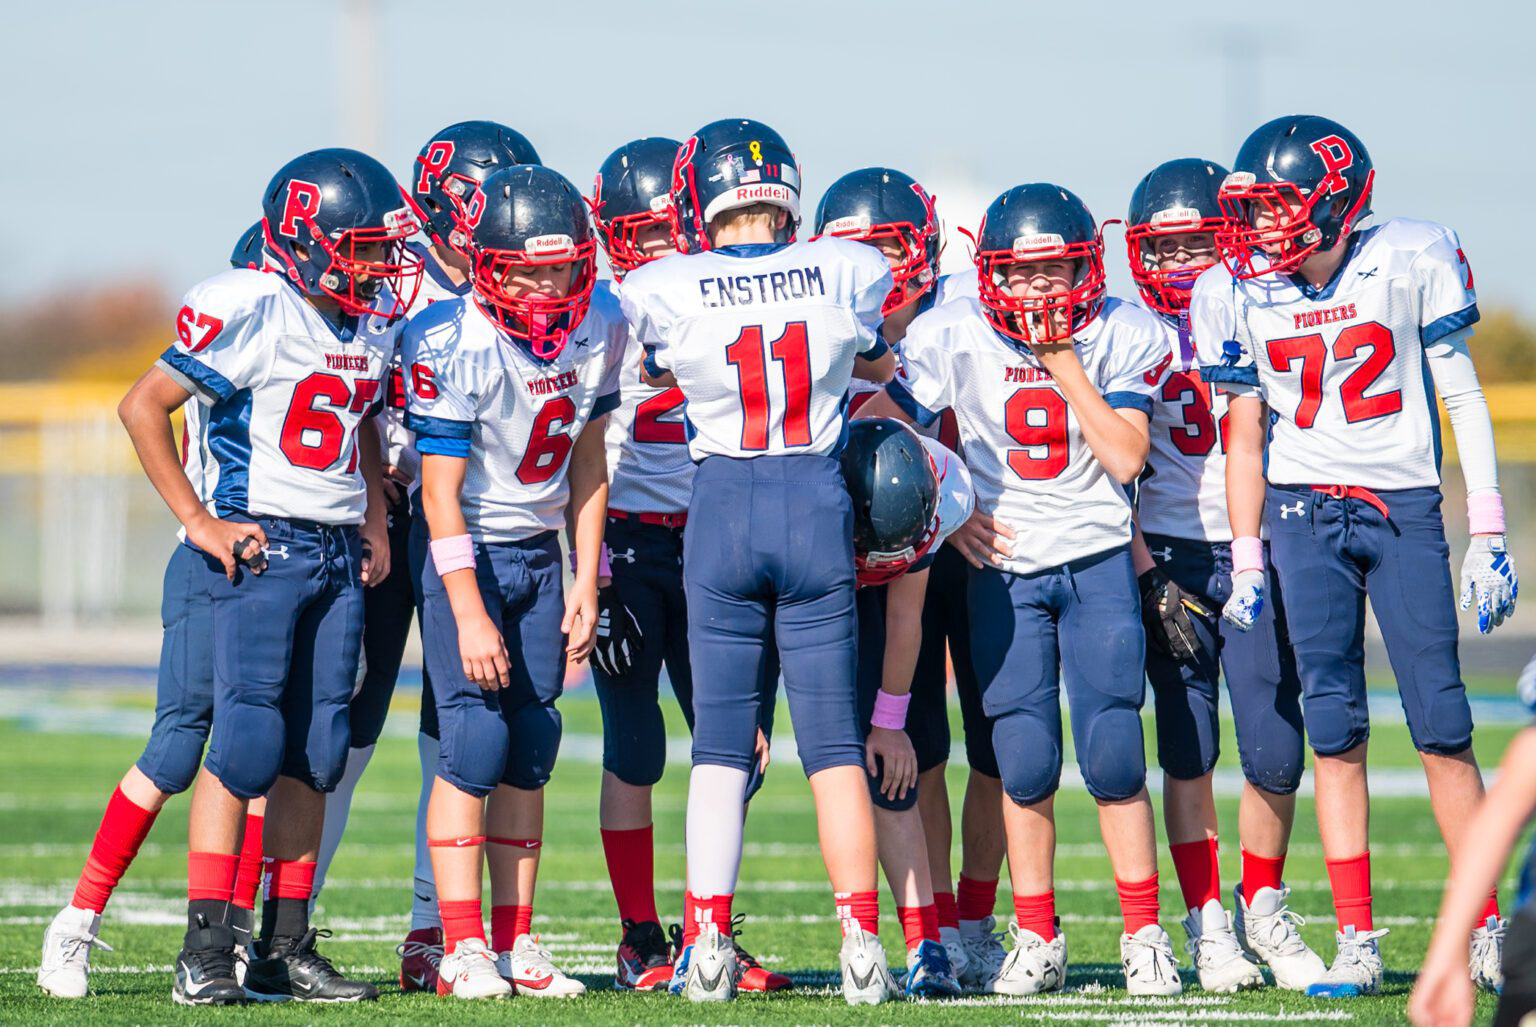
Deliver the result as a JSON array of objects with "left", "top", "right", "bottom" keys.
[
  {"left": 231, "top": 221, "right": 272, "bottom": 270},
  {"left": 669, "top": 118, "right": 800, "bottom": 253},
  {"left": 458, "top": 164, "right": 596, "bottom": 361},
  {"left": 1216, "top": 114, "right": 1374, "bottom": 279},
  {"left": 967, "top": 183, "right": 1106, "bottom": 345},
  {"left": 1125, "top": 158, "right": 1230, "bottom": 316},
  {"left": 409, "top": 120, "right": 542, "bottom": 254},
  {"left": 261, "top": 147, "right": 423, "bottom": 320},
  {"left": 843, "top": 418, "right": 940, "bottom": 587},
  {"left": 592, "top": 136, "right": 681, "bottom": 277},
  {"left": 815, "top": 167, "right": 941, "bottom": 317}
]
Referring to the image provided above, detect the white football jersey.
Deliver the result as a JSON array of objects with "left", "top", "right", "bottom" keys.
[
  {"left": 402, "top": 286, "right": 627, "bottom": 543},
  {"left": 158, "top": 268, "right": 401, "bottom": 525},
  {"left": 380, "top": 242, "right": 470, "bottom": 485},
  {"left": 1192, "top": 218, "right": 1479, "bottom": 490},
  {"left": 921, "top": 436, "right": 975, "bottom": 549},
  {"left": 619, "top": 237, "right": 892, "bottom": 460},
  {"left": 1134, "top": 297, "right": 1234, "bottom": 542},
  {"left": 894, "top": 295, "right": 1167, "bottom": 575},
  {"left": 847, "top": 271, "right": 971, "bottom": 422},
  {"left": 598, "top": 280, "right": 694, "bottom": 514}
]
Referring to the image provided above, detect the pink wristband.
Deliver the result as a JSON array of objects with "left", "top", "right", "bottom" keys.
[
  {"left": 430, "top": 534, "right": 475, "bottom": 575},
  {"left": 1468, "top": 492, "right": 1506, "bottom": 536},
  {"left": 1230, "top": 535, "right": 1264, "bottom": 575},
  {"left": 871, "top": 689, "right": 911, "bottom": 731},
  {"left": 569, "top": 545, "right": 615, "bottom": 577}
]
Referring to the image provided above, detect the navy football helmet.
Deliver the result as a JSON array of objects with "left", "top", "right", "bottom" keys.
[
  {"left": 1216, "top": 115, "right": 1374, "bottom": 278},
  {"left": 967, "top": 183, "right": 1106, "bottom": 344},
  {"left": 669, "top": 118, "right": 800, "bottom": 253},
  {"left": 591, "top": 137, "right": 681, "bottom": 277},
  {"left": 1125, "top": 158, "right": 1230, "bottom": 315},
  {"left": 231, "top": 221, "right": 273, "bottom": 270},
  {"left": 261, "top": 148, "right": 422, "bottom": 319},
  {"left": 843, "top": 418, "right": 941, "bottom": 587},
  {"left": 815, "top": 168, "right": 941, "bottom": 317},
  {"left": 458, "top": 165, "right": 596, "bottom": 360},
  {"left": 410, "top": 121, "right": 541, "bottom": 254}
]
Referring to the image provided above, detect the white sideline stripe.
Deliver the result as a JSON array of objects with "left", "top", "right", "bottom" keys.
[{"left": 1021, "top": 1015, "right": 1353, "bottom": 1023}]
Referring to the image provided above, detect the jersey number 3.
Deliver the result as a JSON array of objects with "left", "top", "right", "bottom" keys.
[
  {"left": 726, "top": 322, "right": 811, "bottom": 450},
  {"left": 1266, "top": 321, "right": 1402, "bottom": 428}
]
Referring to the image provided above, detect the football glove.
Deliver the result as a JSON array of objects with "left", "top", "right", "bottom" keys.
[
  {"left": 1460, "top": 534, "right": 1518, "bottom": 634},
  {"left": 1138, "top": 568, "right": 1212, "bottom": 661},
  {"left": 1222, "top": 568, "right": 1265, "bottom": 633},
  {"left": 592, "top": 584, "right": 643, "bottom": 678}
]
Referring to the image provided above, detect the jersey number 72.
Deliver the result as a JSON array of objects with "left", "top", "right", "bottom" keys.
[{"left": 1265, "top": 321, "right": 1402, "bottom": 428}]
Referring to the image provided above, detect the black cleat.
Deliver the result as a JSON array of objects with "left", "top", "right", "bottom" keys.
[
  {"left": 243, "top": 927, "right": 378, "bottom": 1003},
  {"left": 172, "top": 915, "right": 246, "bottom": 1006}
]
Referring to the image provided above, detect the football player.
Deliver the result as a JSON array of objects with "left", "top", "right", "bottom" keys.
[
  {"left": 843, "top": 418, "right": 974, "bottom": 998},
  {"left": 310, "top": 119, "right": 540, "bottom": 995},
  {"left": 619, "top": 117, "right": 901, "bottom": 1005},
  {"left": 863, "top": 183, "right": 1182, "bottom": 996},
  {"left": 1125, "top": 158, "right": 1324, "bottom": 992},
  {"left": 587, "top": 136, "right": 787, "bottom": 994},
  {"left": 1194, "top": 114, "right": 1516, "bottom": 997},
  {"left": 36, "top": 229, "right": 280, "bottom": 1001},
  {"left": 404, "top": 164, "right": 623, "bottom": 999},
  {"left": 816, "top": 168, "right": 1009, "bottom": 989},
  {"left": 116, "top": 148, "right": 418, "bottom": 1004}
]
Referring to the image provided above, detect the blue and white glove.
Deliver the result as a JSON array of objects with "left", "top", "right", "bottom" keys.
[
  {"left": 1222, "top": 568, "right": 1265, "bottom": 632},
  {"left": 1460, "top": 534, "right": 1518, "bottom": 634}
]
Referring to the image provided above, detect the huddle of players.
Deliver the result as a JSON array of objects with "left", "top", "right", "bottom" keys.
[{"left": 35, "top": 110, "right": 1519, "bottom": 1007}]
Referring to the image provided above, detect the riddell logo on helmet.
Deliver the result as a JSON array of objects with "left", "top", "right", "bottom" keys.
[
  {"left": 731, "top": 184, "right": 793, "bottom": 205},
  {"left": 525, "top": 234, "right": 577, "bottom": 258},
  {"left": 1011, "top": 233, "right": 1066, "bottom": 258},
  {"left": 279, "top": 180, "right": 322, "bottom": 238},
  {"left": 1309, "top": 135, "right": 1355, "bottom": 197},
  {"left": 1220, "top": 172, "right": 1256, "bottom": 193},
  {"left": 1150, "top": 207, "right": 1202, "bottom": 227},
  {"left": 825, "top": 215, "right": 873, "bottom": 235}
]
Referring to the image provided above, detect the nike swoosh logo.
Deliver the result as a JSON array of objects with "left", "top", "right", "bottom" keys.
[
  {"left": 454, "top": 838, "right": 475, "bottom": 846},
  {"left": 403, "top": 972, "right": 428, "bottom": 989},
  {"left": 516, "top": 974, "right": 554, "bottom": 990}
]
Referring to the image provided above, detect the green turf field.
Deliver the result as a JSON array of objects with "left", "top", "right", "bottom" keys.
[{"left": 0, "top": 676, "right": 1529, "bottom": 1026}]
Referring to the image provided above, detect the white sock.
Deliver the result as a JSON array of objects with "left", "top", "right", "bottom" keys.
[
  {"left": 410, "top": 733, "right": 441, "bottom": 930},
  {"left": 685, "top": 763, "right": 749, "bottom": 897},
  {"left": 312, "top": 743, "right": 375, "bottom": 906}
]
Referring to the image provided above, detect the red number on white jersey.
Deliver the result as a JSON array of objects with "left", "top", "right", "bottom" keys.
[
  {"left": 1266, "top": 321, "right": 1401, "bottom": 429},
  {"left": 1004, "top": 389, "right": 1069, "bottom": 480},
  {"left": 516, "top": 396, "right": 577, "bottom": 485},
  {"left": 725, "top": 322, "right": 813, "bottom": 451}
]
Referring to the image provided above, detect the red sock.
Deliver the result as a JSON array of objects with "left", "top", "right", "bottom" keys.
[
  {"left": 1241, "top": 848, "right": 1286, "bottom": 905},
  {"left": 600, "top": 826, "right": 658, "bottom": 926},
  {"left": 232, "top": 813, "right": 265, "bottom": 911},
  {"left": 1116, "top": 874, "right": 1161, "bottom": 934},
  {"left": 836, "top": 890, "right": 879, "bottom": 938},
  {"left": 1013, "top": 890, "right": 1056, "bottom": 940},
  {"left": 1479, "top": 890, "right": 1501, "bottom": 924},
  {"left": 491, "top": 904, "right": 534, "bottom": 950},
  {"left": 934, "top": 890, "right": 959, "bottom": 931},
  {"left": 1325, "top": 852, "right": 1372, "bottom": 931},
  {"left": 683, "top": 891, "right": 734, "bottom": 945},
  {"left": 1169, "top": 837, "right": 1221, "bottom": 913},
  {"left": 271, "top": 859, "right": 316, "bottom": 901},
  {"left": 956, "top": 874, "right": 998, "bottom": 922},
  {"left": 187, "top": 851, "right": 239, "bottom": 902},
  {"left": 439, "top": 898, "right": 484, "bottom": 949},
  {"left": 896, "top": 904, "right": 940, "bottom": 949},
  {"left": 72, "top": 787, "right": 159, "bottom": 913}
]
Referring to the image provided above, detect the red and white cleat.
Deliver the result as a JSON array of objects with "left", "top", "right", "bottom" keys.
[
  {"left": 498, "top": 934, "right": 586, "bottom": 997},
  {"left": 615, "top": 919, "right": 673, "bottom": 991},
  {"left": 396, "top": 926, "right": 444, "bottom": 994},
  {"left": 730, "top": 915, "right": 792, "bottom": 992}
]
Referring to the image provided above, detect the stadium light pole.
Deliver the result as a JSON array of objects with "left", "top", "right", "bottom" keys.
[{"left": 340, "top": 0, "right": 381, "bottom": 154}]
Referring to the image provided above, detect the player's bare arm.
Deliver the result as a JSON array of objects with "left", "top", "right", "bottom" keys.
[
  {"left": 420, "top": 452, "right": 508, "bottom": 690},
  {"left": 866, "top": 567, "right": 927, "bottom": 800},
  {"left": 1032, "top": 344, "right": 1149, "bottom": 484},
  {"left": 117, "top": 365, "right": 265, "bottom": 580},
  {"left": 562, "top": 414, "right": 610, "bottom": 662},
  {"left": 1221, "top": 394, "right": 1267, "bottom": 541},
  {"left": 356, "top": 418, "right": 391, "bottom": 587},
  {"left": 852, "top": 389, "right": 911, "bottom": 424},
  {"left": 852, "top": 348, "right": 897, "bottom": 384}
]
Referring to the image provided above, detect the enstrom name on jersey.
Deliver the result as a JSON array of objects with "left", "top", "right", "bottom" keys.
[{"left": 698, "top": 266, "right": 828, "bottom": 308}]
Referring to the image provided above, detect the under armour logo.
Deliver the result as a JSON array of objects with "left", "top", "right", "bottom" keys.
[
  {"left": 1151, "top": 546, "right": 1173, "bottom": 563},
  {"left": 263, "top": 544, "right": 290, "bottom": 560},
  {"left": 1357, "top": 267, "right": 1379, "bottom": 280},
  {"left": 609, "top": 548, "right": 636, "bottom": 564},
  {"left": 1279, "top": 502, "right": 1305, "bottom": 519}
]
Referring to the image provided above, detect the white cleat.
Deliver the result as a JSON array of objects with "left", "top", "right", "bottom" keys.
[
  {"left": 1306, "top": 926, "right": 1388, "bottom": 998},
  {"left": 1121, "top": 923, "right": 1183, "bottom": 996},
  {"left": 939, "top": 925, "right": 971, "bottom": 985},
  {"left": 1232, "top": 884, "right": 1327, "bottom": 991},
  {"left": 1182, "top": 899, "right": 1264, "bottom": 993},
  {"left": 957, "top": 915, "right": 1007, "bottom": 993},
  {"left": 839, "top": 928, "right": 899, "bottom": 1006},
  {"left": 438, "top": 938, "right": 512, "bottom": 999},
  {"left": 38, "top": 905, "right": 110, "bottom": 999},
  {"left": 497, "top": 934, "right": 586, "bottom": 997},
  {"left": 1470, "top": 915, "right": 1505, "bottom": 992},
  {"left": 682, "top": 926, "right": 738, "bottom": 1003},
  {"left": 991, "top": 922, "right": 1067, "bottom": 996}
]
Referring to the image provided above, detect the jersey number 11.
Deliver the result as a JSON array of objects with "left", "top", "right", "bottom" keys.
[{"left": 726, "top": 322, "right": 811, "bottom": 451}]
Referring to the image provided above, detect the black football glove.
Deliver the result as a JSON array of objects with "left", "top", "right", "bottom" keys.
[
  {"left": 592, "top": 583, "right": 643, "bottom": 679},
  {"left": 1138, "top": 567, "right": 1213, "bottom": 661}
]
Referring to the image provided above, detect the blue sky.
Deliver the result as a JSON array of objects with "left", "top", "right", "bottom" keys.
[{"left": 3, "top": 0, "right": 1531, "bottom": 316}]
